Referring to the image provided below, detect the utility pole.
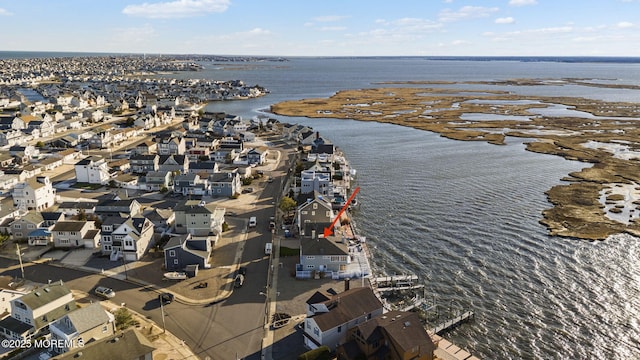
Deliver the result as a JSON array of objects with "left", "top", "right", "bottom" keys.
[
  {"left": 16, "top": 243, "right": 24, "bottom": 279},
  {"left": 160, "top": 297, "right": 166, "bottom": 333}
]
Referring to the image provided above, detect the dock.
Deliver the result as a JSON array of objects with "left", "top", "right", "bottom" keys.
[{"left": 430, "top": 311, "right": 475, "bottom": 335}]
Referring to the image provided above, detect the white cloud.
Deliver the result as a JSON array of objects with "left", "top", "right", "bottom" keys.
[
  {"left": 122, "top": 0, "right": 230, "bottom": 19},
  {"left": 495, "top": 17, "right": 515, "bottom": 24},
  {"left": 439, "top": 6, "right": 499, "bottom": 22},
  {"left": 320, "top": 26, "right": 347, "bottom": 32},
  {"left": 509, "top": 0, "right": 538, "bottom": 6},
  {"left": 313, "top": 15, "right": 350, "bottom": 22},
  {"left": 0, "top": 8, "right": 13, "bottom": 16},
  {"left": 617, "top": 21, "right": 634, "bottom": 28},
  {"left": 110, "top": 24, "right": 157, "bottom": 46}
]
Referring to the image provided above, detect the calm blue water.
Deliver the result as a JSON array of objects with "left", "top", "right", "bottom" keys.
[{"left": 4, "top": 53, "right": 640, "bottom": 359}]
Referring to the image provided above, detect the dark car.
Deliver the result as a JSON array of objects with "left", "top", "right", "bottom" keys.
[
  {"left": 238, "top": 266, "right": 247, "bottom": 276},
  {"left": 159, "top": 292, "right": 174, "bottom": 305}
]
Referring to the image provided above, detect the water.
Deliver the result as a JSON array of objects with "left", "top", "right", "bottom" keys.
[
  {"left": 195, "top": 58, "right": 640, "bottom": 359},
  {"left": 5, "top": 54, "right": 640, "bottom": 359}
]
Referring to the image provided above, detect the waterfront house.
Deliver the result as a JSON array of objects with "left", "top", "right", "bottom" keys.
[
  {"left": 0, "top": 282, "right": 77, "bottom": 342},
  {"left": 51, "top": 220, "right": 99, "bottom": 249},
  {"left": 300, "top": 169, "right": 333, "bottom": 197},
  {"left": 74, "top": 156, "right": 113, "bottom": 185},
  {"left": 297, "top": 194, "right": 336, "bottom": 236},
  {"left": 12, "top": 176, "right": 55, "bottom": 212},
  {"left": 303, "top": 287, "right": 384, "bottom": 351},
  {"left": 163, "top": 233, "right": 212, "bottom": 271},
  {"left": 298, "top": 229, "right": 350, "bottom": 277},
  {"left": 336, "top": 311, "right": 436, "bottom": 360},
  {"left": 48, "top": 302, "right": 115, "bottom": 355}
]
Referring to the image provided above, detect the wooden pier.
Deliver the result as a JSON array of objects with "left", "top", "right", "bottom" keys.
[{"left": 430, "top": 311, "right": 475, "bottom": 335}]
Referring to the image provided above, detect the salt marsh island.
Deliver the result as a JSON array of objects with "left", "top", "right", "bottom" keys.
[{"left": 271, "top": 79, "right": 640, "bottom": 240}]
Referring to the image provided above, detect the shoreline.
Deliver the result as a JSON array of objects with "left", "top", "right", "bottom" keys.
[{"left": 271, "top": 83, "right": 640, "bottom": 240}]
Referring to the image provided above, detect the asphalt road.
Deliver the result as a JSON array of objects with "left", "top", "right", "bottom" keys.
[{"left": 1, "top": 138, "right": 298, "bottom": 360}]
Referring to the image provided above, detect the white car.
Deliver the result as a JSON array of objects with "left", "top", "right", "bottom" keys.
[{"left": 94, "top": 286, "right": 115, "bottom": 299}]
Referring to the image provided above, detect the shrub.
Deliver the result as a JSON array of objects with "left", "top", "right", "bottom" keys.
[{"left": 298, "top": 346, "right": 331, "bottom": 360}]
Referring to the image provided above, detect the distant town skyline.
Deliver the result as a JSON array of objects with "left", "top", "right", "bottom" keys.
[{"left": 1, "top": 0, "right": 640, "bottom": 57}]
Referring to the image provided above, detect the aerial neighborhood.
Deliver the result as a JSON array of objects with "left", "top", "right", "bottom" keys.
[{"left": 0, "top": 55, "right": 461, "bottom": 360}]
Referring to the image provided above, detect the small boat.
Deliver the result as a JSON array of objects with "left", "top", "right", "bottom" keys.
[{"left": 163, "top": 272, "right": 187, "bottom": 280}]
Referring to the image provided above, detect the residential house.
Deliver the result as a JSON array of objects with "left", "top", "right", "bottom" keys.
[
  {"left": 51, "top": 220, "right": 99, "bottom": 249},
  {"left": 300, "top": 169, "right": 333, "bottom": 197},
  {"left": 104, "top": 216, "right": 154, "bottom": 261},
  {"left": 48, "top": 302, "right": 116, "bottom": 355},
  {"left": 144, "top": 171, "right": 172, "bottom": 191},
  {"left": 173, "top": 173, "right": 208, "bottom": 196},
  {"left": 108, "top": 158, "right": 131, "bottom": 173},
  {"left": 297, "top": 195, "right": 335, "bottom": 236},
  {"left": 10, "top": 211, "right": 45, "bottom": 242},
  {"left": 133, "top": 140, "right": 157, "bottom": 155},
  {"left": 246, "top": 148, "right": 267, "bottom": 166},
  {"left": 94, "top": 199, "right": 141, "bottom": 220},
  {"left": 208, "top": 172, "right": 241, "bottom": 197},
  {"left": 303, "top": 287, "right": 384, "bottom": 351},
  {"left": 74, "top": 156, "right": 113, "bottom": 185},
  {"left": 53, "top": 328, "right": 155, "bottom": 360},
  {"left": 336, "top": 311, "right": 436, "bottom": 360},
  {"left": 163, "top": 233, "right": 212, "bottom": 271},
  {"left": 112, "top": 173, "right": 139, "bottom": 189},
  {"left": 156, "top": 135, "right": 185, "bottom": 155},
  {"left": 0, "top": 129, "right": 24, "bottom": 147},
  {"left": 186, "top": 147, "right": 211, "bottom": 162},
  {"left": 130, "top": 154, "right": 159, "bottom": 174},
  {"left": 142, "top": 208, "right": 175, "bottom": 235},
  {"left": 56, "top": 202, "right": 97, "bottom": 217},
  {"left": 0, "top": 289, "right": 27, "bottom": 320},
  {"left": 12, "top": 176, "right": 56, "bottom": 212},
  {"left": 158, "top": 154, "right": 189, "bottom": 174},
  {"left": 41, "top": 212, "right": 65, "bottom": 227},
  {"left": 311, "top": 134, "right": 335, "bottom": 156},
  {"left": 173, "top": 200, "right": 225, "bottom": 236},
  {"left": 38, "top": 156, "right": 64, "bottom": 172},
  {"left": 188, "top": 161, "right": 218, "bottom": 175},
  {"left": 298, "top": 230, "right": 350, "bottom": 276},
  {"left": 0, "top": 282, "right": 77, "bottom": 341}
]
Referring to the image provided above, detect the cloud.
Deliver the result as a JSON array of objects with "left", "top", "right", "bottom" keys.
[
  {"left": 495, "top": 17, "right": 515, "bottom": 24},
  {"left": 509, "top": 0, "right": 538, "bottom": 6},
  {"left": 320, "top": 26, "right": 347, "bottom": 32},
  {"left": 439, "top": 6, "right": 499, "bottom": 22},
  {"left": 110, "top": 24, "right": 157, "bottom": 46},
  {"left": 122, "top": 0, "right": 230, "bottom": 19},
  {"left": 617, "top": 21, "right": 634, "bottom": 28},
  {"left": 0, "top": 8, "right": 13, "bottom": 16},
  {"left": 312, "top": 15, "right": 350, "bottom": 22}
]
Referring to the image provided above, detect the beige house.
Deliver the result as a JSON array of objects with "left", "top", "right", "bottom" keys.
[
  {"left": 51, "top": 220, "right": 98, "bottom": 249},
  {"left": 49, "top": 302, "right": 115, "bottom": 355}
]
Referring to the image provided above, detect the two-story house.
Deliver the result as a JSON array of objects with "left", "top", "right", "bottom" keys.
[
  {"left": 10, "top": 212, "right": 45, "bottom": 243},
  {"left": 298, "top": 230, "right": 350, "bottom": 277},
  {"left": 163, "top": 233, "right": 212, "bottom": 271},
  {"left": 297, "top": 194, "right": 335, "bottom": 236},
  {"left": 156, "top": 136, "right": 185, "bottom": 155},
  {"left": 12, "top": 176, "right": 56, "bottom": 212},
  {"left": 173, "top": 173, "right": 208, "bottom": 196},
  {"left": 0, "top": 282, "right": 77, "bottom": 341},
  {"left": 105, "top": 216, "right": 154, "bottom": 261},
  {"left": 158, "top": 154, "right": 189, "bottom": 174},
  {"left": 336, "top": 310, "right": 436, "bottom": 360},
  {"left": 246, "top": 148, "right": 267, "bottom": 166},
  {"left": 48, "top": 302, "right": 115, "bottom": 355},
  {"left": 144, "top": 171, "right": 172, "bottom": 191},
  {"left": 51, "top": 220, "right": 99, "bottom": 249},
  {"left": 173, "top": 201, "right": 225, "bottom": 236},
  {"left": 74, "top": 157, "right": 113, "bottom": 185},
  {"left": 303, "top": 287, "right": 384, "bottom": 351},
  {"left": 208, "top": 172, "right": 241, "bottom": 197},
  {"left": 130, "top": 154, "right": 159, "bottom": 174}
]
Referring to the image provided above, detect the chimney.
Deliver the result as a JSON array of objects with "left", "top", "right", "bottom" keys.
[
  {"left": 344, "top": 278, "right": 350, "bottom": 291},
  {"left": 311, "top": 229, "right": 316, "bottom": 239},
  {"left": 316, "top": 131, "right": 320, "bottom": 140}
]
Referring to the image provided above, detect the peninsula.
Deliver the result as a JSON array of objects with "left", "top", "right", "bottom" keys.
[{"left": 271, "top": 80, "right": 640, "bottom": 241}]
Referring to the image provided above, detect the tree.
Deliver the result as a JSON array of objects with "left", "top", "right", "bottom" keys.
[
  {"left": 114, "top": 308, "right": 138, "bottom": 330},
  {"left": 35, "top": 141, "right": 45, "bottom": 148},
  {"left": 279, "top": 196, "right": 297, "bottom": 216}
]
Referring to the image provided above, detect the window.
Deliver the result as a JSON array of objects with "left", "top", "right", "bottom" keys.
[
  {"left": 306, "top": 256, "right": 315, "bottom": 260},
  {"left": 337, "top": 326, "right": 342, "bottom": 333},
  {"left": 313, "top": 327, "right": 319, "bottom": 336},
  {"left": 169, "top": 250, "right": 176, "bottom": 257},
  {"left": 306, "top": 265, "right": 315, "bottom": 269},
  {"left": 313, "top": 203, "right": 318, "bottom": 209},
  {"left": 14, "top": 224, "right": 21, "bottom": 229},
  {"left": 173, "top": 259, "right": 179, "bottom": 265}
]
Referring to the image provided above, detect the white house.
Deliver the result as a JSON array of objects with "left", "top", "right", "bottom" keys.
[
  {"left": 74, "top": 156, "right": 113, "bottom": 184},
  {"left": 107, "top": 216, "right": 155, "bottom": 262},
  {"left": 12, "top": 176, "right": 56, "bottom": 212},
  {"left": 303, "top": 287, "right": 383, "bottom": 351}
]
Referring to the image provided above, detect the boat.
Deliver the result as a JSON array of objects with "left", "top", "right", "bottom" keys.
[{"left": 163, "top": 272, "right": 187, "bottom": 280}]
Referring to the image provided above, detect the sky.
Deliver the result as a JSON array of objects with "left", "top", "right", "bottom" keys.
[{"left": 1, "top": 0, "right": 640, "bottom": 57}]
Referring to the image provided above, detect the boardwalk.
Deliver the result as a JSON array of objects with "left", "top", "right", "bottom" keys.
[{"left": 430, "top": 311, "right": 475, "bottom": 335}]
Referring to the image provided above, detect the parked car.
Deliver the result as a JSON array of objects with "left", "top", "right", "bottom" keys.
[
  {"left": 267, "top": 176, "right": 274, "bottom": 183},
  {"left": 159, "top": 292, "right": 174, "bottom": 305},
  {"left": 94, "top": 286, "right": 115, "bottom": 299},
  {"left": 242, "top": 187, "right": 254, "bottom": 194},
  {"left": 238, "top": 266, "right": 247, "bottom": 276},
  {"left": 234, "top": 274, "right": 245, "bottom": 288}
]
